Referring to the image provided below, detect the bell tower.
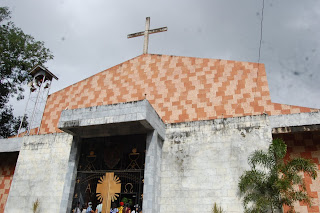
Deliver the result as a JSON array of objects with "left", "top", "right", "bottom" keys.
[{"left": 17, "top": 65, "right": 58, "bottom": 136}]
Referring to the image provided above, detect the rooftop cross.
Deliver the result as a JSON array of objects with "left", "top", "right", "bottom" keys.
[{"left": 127, "top": 17, "right": 167, "bottom": 54}]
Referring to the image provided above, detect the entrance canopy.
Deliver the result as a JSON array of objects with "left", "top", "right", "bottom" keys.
[
  {"left": 58, "top": 99, "right": 165, "bottom": 139},
  {"left": 57, "top": 99, "right": 165, "bottom": 212}
]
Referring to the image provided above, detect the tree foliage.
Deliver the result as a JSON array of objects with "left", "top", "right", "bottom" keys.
[
  {"left": 0, "top": 7, "right": 53, "bottom": 138},
  {"left": 238, "top": 138, "right": 317, "bottom": 213}
]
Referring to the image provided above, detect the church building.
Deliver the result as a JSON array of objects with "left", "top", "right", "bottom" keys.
[{"left": 0, "top": 53, "right": 320, "bottom": 213}]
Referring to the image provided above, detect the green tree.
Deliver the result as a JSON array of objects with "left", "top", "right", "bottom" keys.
[
  {"left": 238, "top": 138, "right": 317, "bottom": 213},
  {"left": 0, "top": 7, "right": 53, "bottom": 138}
]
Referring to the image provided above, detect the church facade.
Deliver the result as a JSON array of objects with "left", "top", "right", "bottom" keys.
[{"left": 0, "top": 54, "right": 319, "bottom": 212}]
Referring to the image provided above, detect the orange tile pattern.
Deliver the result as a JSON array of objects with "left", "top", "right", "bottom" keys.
[
  {"left": 39, "top": 54, "right": 319, "bottom": 134},
  {"left": 274, "top": 132, "right": 320, "bottom": 213},
  {"left": 9, "top": 128, "right": 39, "bottom": 138},
  {"left": 0, "top": 152, "right": 18, "bottom": 213}
]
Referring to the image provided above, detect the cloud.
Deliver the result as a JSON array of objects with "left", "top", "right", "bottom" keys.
[{"left": 2, "top": 0, "right": 319, "bottom": 117}]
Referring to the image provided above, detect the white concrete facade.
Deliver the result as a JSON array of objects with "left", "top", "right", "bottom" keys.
[
  {"left": 4, "top": 133, "right": 74, "bottom": 213},
  {"left": 2, "top": 102, "right": 320, "bottom": 213},
  {"left": 160, "top": 114, "right": 272, "bottom": 212}
]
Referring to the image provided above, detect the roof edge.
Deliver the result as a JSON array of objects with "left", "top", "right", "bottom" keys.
[
  {"left": 49, "top": 53, "right": 267, "bottom": 97},
  {"left": 271, "top": 101, "right": 320, "bottom": 111}
]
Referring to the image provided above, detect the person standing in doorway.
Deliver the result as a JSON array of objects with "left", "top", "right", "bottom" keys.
[
  {"left": 86, "top": 202, "right": 94, "bottom": 213},
  {"left": 95, "top": 201, "right": 102, "bottom": 213},
  {"left": 73, "top": 201, "right": 81, "bottom": 213},
  {"left": 118, "top": 202, "right": 124, "bottom": 213},
  {"left": 110, "top": 203, "right": 119, "bottom": 213},
  {"left": 124, "top": 203, "right": 131, "bottom": 213},
  {"left": 82, "top": 204, "right": 87, "bottom": 213},
  {"left": 131, "top": 204, "right": 141, "bottom": 213}
]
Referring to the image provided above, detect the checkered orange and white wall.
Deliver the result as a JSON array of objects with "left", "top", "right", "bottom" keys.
[
  {"left": 0, "top": 152, "right": 18, "bottom": 213},
  {"left": 38, "top": 54, "right": 318, "bottom": 135},
  {"left": 274, "top": 132, "right": 320, "bottom": 213}
]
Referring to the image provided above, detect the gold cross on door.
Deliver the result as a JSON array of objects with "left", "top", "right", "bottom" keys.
[{"left": 96, "top": 172, "right": 121, "bottom": 213}]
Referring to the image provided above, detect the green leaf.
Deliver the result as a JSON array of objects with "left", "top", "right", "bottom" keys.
[
  {"left": 0, "top": 7, "right": 53, "bottom": 138},
  {"left": 238, "top": 138, "right": 318, "bottom": 212}
]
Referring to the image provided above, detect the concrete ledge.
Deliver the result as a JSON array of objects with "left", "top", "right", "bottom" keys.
[
  {"left": 272, "top": 124, "right": 320, "bottom": 134},
  {"left": 58, "top": 100, "right": 165, "bottom": 139},
  {"left": 0, "top": 137, "right": 23, "bottom": 152},
  {"left": 166, "top": 113, "right": 270, "bottom": 131},
  {"left": 270, "top": 111, "right": 320, "bottom": 129}
]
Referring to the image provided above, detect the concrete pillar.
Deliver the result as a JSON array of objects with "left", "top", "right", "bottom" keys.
[
  {"left": 143, "top": 130, "right": 163, "bottom": 213},
  {"left": 59, "top": 136, "right": 81, "bottom": 213}
]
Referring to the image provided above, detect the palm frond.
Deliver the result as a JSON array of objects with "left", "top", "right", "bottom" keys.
[
  {"left": 286, "top": 158, "right": 317, "bottom": 179},
  {"left": 238, "top": 138, "right": 318, "bottom": 212},
  {"left": 32, "top": 199, "right": 40, "bottom": 213},
  {"left": 269, "top": 138, "right": 287, "bottom": 160},
  {"left": 239, "top": 170, "right": 266, "bottom": 193},
  {"left": 249, "top": 150, "right": 274, "bottom": 169},
  {"left": 212, "top": 203, "right": 224, "bottom": 213}
]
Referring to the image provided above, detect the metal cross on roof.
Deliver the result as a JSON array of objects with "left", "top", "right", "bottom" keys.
[{"left": 127, "top": 17, "right": 167, "bottom": 54}]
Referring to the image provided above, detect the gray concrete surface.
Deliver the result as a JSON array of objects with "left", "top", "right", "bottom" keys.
[
  {"left": 0, "top": 137, "right": 22, "bottom": 152},
  {"left": 4, "top": 133, "right": 74, "bottom": 213},
  {"left": 160, "top": 114, "right": 272, "bottom": 213},
  {"left": 270, "top": 111, "right": 320, "bottom": 128},
  {"left": 58, "top": 99, "right": 165, "bottom": 139},
  {"left": 143, "top": 130, "right": 163, "bottom": 213}
]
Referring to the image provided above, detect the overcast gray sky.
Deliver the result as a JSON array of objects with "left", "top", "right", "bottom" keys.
[{"left": 2, "top": 0, "right": 320, "bottom": 116}]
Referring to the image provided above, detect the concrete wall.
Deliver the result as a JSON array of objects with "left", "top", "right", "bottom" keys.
[
  {"left": 160, "top": 114, "right": 272, "bottom": 213},
  {"left": 2, "top": 108, "right": 280, "bottom": 212},
  {"left": 4, "top": 133, "right": 74, "bottom": 213},
  {"left": 0, "top": 137, "right": 22, "bottom": 152}
]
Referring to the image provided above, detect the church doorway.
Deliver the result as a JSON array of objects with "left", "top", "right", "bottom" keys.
[{"left": 72, "top": 134, "right": 146, "bottom": 212}]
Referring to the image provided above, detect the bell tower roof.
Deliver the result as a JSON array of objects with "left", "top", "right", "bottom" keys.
[{"left": 29, "top": 64, "right": 58, "bottom": 81}]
